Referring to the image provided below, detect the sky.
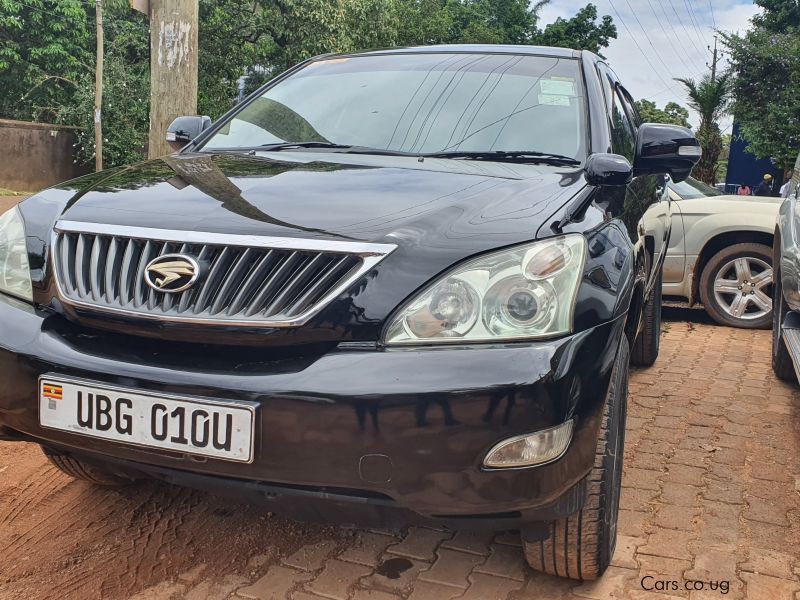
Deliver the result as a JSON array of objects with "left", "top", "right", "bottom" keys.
[{"left": 537, "top": 0, "right": 761, "bottom": 130}]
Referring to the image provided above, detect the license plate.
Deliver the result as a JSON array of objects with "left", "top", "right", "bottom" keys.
[{"left": 39, "top": 376, "right": 255, "bottom": 463}]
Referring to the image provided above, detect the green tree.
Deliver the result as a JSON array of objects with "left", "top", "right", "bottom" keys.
[
  {"left": 0, "top": 0, "right": 92, "bottom": 122},
  {"left": 61, "top": 3, "right": 150, "bottom": 166},
  {"left": 634, "top": 99, "right": 691, "bottom": 128},
  {"left": 723, "top": 9, "right": 800, "bottom": 170},
  {"left": 0, "top": 0, "right": 618, "bottom": 170},
  {"left": 751, "top": 0, "right": 800, "bottom": 32},
  {"left": 536, "top": 3, "right": 616, "bottom": 55},
  {"left": 395, "top": 0, "right": 454, "bottom": 44},
  {"left": 197, "top": 0, "right": 277, "bottom": 118},
  {"left": 395, "top": 0, "right": 616, "bottom": 51},
  {"left": 675, "top": 73, "right": 731, "bottom": 184},
  {"left": 716, "top": 132, "right": 731, "bottom": 183}
]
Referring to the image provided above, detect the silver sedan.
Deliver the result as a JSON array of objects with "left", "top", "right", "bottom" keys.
[{"left": 660, "top": 178, "right": 780, "bottom": 328}]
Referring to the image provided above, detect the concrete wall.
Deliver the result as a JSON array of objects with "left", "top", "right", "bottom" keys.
[{"left": 0, "top": 119, "right": 90, "bottom": 191}]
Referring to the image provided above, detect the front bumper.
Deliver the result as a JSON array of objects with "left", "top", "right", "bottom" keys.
[{"left": 0, "top": 293, "right": 625, "bottom": 525}]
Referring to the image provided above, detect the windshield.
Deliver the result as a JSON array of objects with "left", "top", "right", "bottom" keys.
[
  {"left": 203, "top": 53, "right": 587, "bottom": 161},
  {"left": 669, "top": 177, "right": 723, "bottom": 199}
]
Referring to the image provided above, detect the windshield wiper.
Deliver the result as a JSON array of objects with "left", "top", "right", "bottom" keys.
[
  {"left": 257, "top": 142, "right": 414, "bottom": 157},
  {"left": 423, "top": 150, "right": 581, "bottom": 165},
  {"left": 258, "top": 141, "right": 354, "bottom": 151}
]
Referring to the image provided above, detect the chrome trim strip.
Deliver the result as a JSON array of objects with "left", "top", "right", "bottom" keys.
[
  {"left": 55, "top": 221, "right": 396, "bottom": 256},
  {"left": 51, "top": 223, "right": 397, "bottom": 328},
  {"left": 38, "top": 373, "right": 257, "bottom": 464}
]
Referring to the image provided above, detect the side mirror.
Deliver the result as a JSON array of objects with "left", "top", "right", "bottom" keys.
[
  {"left": 634, "top": 123, "right": 701, "bottom": 183},
  {"left": 166, "top": 115, "right": 212, "bottom": 149},
  {"left": 584, "top": 153, "right": 633, "bottom": 186}
]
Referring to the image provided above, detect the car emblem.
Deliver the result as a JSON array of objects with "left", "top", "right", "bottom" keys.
[{"left": 145, "top": 254, "right": 200, "bottom": 293}]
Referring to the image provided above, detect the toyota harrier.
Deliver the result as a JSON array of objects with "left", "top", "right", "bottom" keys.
[{"left": 0, "top": 45, "right": 699, "bottom": 580}]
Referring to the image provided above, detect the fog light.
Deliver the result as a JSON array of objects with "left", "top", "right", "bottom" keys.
[{"left": 483, "top": 420, "right": 574, "bottom": 468}]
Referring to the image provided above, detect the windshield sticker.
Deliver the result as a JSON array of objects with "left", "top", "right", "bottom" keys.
[
  {"left": 540, "top": 79, "right": 576, "bottom": 96},
  {"left": 308, "top": 57, "right": 351, "bottom": 67},
  {"left": 539, "top": 94, "right": 571, "bottom": 107}
]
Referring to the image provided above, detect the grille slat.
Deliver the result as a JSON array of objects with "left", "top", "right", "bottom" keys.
[
  {"left": 58, "top": 233, "right": 75, "bottom": 293},
  {"left": 88, "top": 234, "right": 103, "bottom": 301},
  {"left": 104, "top": 237, "right": 121, "bottom": 304},
  {"left": 226, "top": 250, "right": 275, "bottom": 316},
  {"left": 243, "top": 251, "right": 300, "bottom": 317},
  {"left": 193, "top": 246, "right": 232, "bottom": 314},
  {"left": 285, "top": 255, "right": 354, "bottom": 318},
  {"left": 133, "top": 240, "right": 158, "bottom": 308},
  {"left": 177, "top": 245, "right": 213, "bottom": 314},
  {"left": 74, "top": 234, "right": 90, "bottom": 299},
  {"left": 263, "top": 253, "right": 326, "bottom": 317},
  {"left": 210, "top": 248, "right": 255, "bottom": 315},
  {"left": 52, "top": 225, "right": 392, "bottom": 327},
  {"left": 119, "top": 238, "right": 139, "bottom": 306}
]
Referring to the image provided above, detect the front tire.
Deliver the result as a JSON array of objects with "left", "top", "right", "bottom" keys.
[
  {"left": 42, "top": 446, "right": 136, "bottom": 486},
  {"left": 772, "top": 270, "right": 796, "bottom": 381},
  {"left": 699, "top": 243, "right": 773, "bottom": 329},
  {"left": 631, "top": 268, "right": 662, "bottom": 367},
  {"left": 522, "top": 336, "right": 629, "bottom": 581}
]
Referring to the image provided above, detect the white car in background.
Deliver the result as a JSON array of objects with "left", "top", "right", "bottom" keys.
[{"left": 661, "top": 178, "right": 781, "bottom": 328}]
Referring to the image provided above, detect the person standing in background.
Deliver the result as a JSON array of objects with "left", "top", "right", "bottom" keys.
[
  {"left": 737, "top": 183, "right": 751, "bottom": 196},
  {"left": 754, "top": 173, "right": 775, "bottom": 196},
  {"left": 781, "top": 171, "right": 794, "bottom": 198}
]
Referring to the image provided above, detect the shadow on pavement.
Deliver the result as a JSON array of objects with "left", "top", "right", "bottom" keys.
[{"left": 662, "top": 301, "right": 717, "bottom": 326}]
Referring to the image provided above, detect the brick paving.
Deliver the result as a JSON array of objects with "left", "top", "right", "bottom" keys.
[
  {"left": 0, "top": 195, "right": 24, "bottom": 213},
  {"left": 121, "top": 312, "right": 800, "bottom": 600},
  {"left": 1, "top": 192, "right": 797, "bottom": 598}
]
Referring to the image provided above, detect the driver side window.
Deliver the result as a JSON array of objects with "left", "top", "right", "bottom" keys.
[{"left": 609, "top": 82, "right": 637, "bottom": 162}]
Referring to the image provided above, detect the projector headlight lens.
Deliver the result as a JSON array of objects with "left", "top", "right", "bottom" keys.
[{"left": 384, "top": 235, "right": 586, "bottom": 344}]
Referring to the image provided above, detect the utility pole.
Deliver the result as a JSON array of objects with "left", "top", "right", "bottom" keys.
[
  {"left": 145, "top": 0, "right": 198, "bottom": 158},
  {"left": 708, "top": 35, "right": 722, "bottom": 83},
  {"left": 94, "top": 0, "right": 104, "bottom": 171}
]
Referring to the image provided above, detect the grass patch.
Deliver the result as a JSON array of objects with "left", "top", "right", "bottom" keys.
[{"left": 0, "top": 188, "right": 33, "bottom": 196}]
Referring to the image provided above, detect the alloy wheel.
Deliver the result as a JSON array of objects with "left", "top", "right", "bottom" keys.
[{"left": 713, "top": 256, "right": 773, "bottom": 321}]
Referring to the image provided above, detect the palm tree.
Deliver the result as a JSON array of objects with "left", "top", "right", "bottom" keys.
[{"left": 675, "top": 72, "right": 732, "bottom": 185}]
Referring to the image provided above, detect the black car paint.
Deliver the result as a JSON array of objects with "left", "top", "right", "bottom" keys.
[{"left": 0, "top": 47, "right": 667, "bottom": 523}]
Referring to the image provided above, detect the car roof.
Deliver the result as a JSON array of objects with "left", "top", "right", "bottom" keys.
[{"left": 335, "top": 44, "right": 583, "bottom": 60}]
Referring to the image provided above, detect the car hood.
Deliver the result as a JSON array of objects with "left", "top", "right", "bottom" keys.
[
  {"left": 26, "top": 152, "right": 586, "bottom": 343},
  {"left": 55, "top": 152, "right": 582, "bottom": 249}
]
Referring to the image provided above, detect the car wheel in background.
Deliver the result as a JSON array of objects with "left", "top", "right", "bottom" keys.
[
  {"left": 631, "top": 268, "right": 663, "bottom": 367},
  {"left": 772, "top": 270, "right": 796, "bottom": 381},
  {"left": 522, "top": 336, "right": 628, "bottom": 581},
  {"left": 42, "top": 446, "right": 137, "bottom": 486},
  {"left": 699, "top": 243, "right": 773, "bottom": 329}
]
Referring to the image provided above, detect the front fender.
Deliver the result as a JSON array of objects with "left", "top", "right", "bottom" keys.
[{"left": 689, "top": 215, "right": 776, "bottom": 254}]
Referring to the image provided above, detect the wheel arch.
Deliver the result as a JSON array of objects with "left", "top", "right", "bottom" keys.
[
  {"left": 623, "top": 279, "right": 646, "bottom": 348},
  {"left": 690, "top": 230, "right": 774, "bottom": 304}
]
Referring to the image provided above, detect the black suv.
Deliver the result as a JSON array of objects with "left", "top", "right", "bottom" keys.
[{"left": 0, "top": 45, "right": 699, "bottom": 580}]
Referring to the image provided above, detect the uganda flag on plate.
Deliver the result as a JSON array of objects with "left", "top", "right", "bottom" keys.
[{"left": 42, "top": 382, "right": 63, "bottom": 410}]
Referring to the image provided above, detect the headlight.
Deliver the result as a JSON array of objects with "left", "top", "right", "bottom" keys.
[
  {"left": 0, "top": 207, "right": 33, "bottom": 302},
  {"left": 384, "top": 235, "right": 586, "bottom": 345}
]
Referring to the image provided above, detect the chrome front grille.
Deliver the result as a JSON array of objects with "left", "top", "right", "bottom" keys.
[{"left": 51, "top": 222, "right": 395, "bottom": 326}]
